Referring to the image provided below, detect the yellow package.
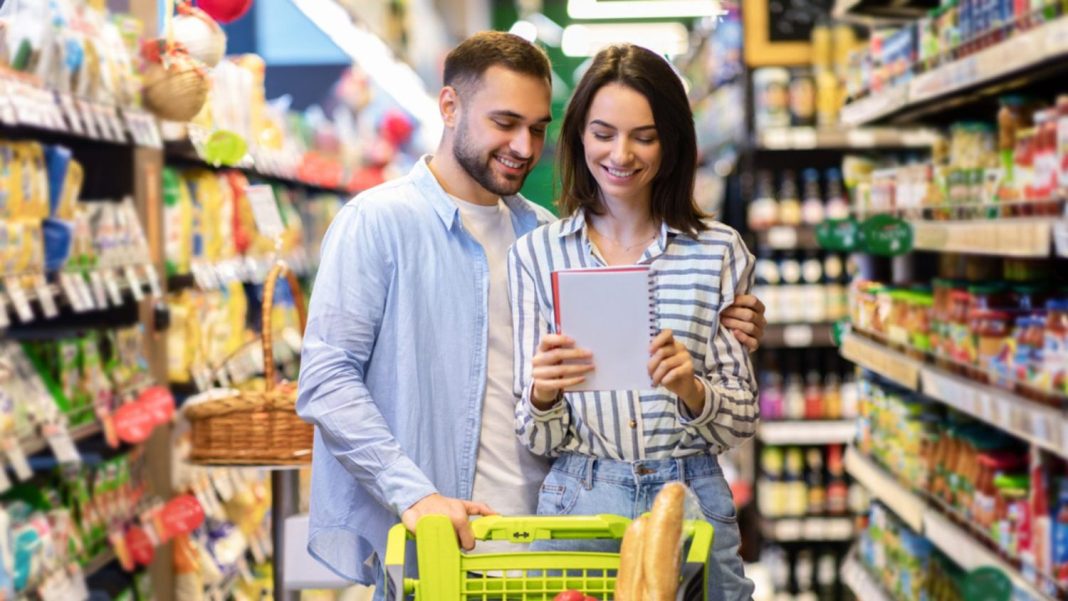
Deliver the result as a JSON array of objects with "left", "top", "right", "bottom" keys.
[
  {"left": 54, "top": 159, "right": 84, "bottom": 221},
  {"left": 216, "top": 174, "right": 237, "bottom": 261},
  {"left": 12, "top": 143, "right": 49, "bottom": 220},
  {"left": 167, "top": 294, "right": 192, "bottom": 384},
  {"left": 223, "top": 281, "right": 248, "bottom": 358}
]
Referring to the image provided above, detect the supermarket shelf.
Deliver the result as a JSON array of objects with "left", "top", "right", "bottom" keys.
[
  {"left": 763, "top": 323, "right": 836, "bottom": 349},
  {"left": 756, "top": 226, "right": 820, "bottom": 250},
  {"left": 840, "top": 554, "right": 893, "bottom": 601},
  {"left": 848, "top": 448, "right": 1054, "bottom": 600},
  {"left": 83, "top": 548, "right": 117, "bottom": 577},
  {"left": 21, "top": 421, "right": 102, "bottom": 457},
  {"left": 833, "top": 0, "right": 933, "bottom": 23},
  {"left": 761, "top": 517, "right": 855, "bottom": 542},
  {"left": 842, "top": 331, "right": 1068, "bottom": 460},
  {"left": 841, "top": 17, "right": 1068, "bottom": 126},
  {"left": 844, "top": 447, "right": 925, "bottom": 531},
  {"left": 755, "top": 127, "right": 938, "bottom": 150},
  {"left": 911, "top": 218, "right": 1068, "bottom": 258},
  {"left": 840, "top": 332, "right": 921, "bottom": 390},
  {"left": 758, "top": 420, "right": 855, "bottom": 445}
]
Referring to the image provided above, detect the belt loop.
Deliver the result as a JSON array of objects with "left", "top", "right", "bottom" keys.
[
  {"left": 584, "top": 455, "right": 595, "bottom": 491},
  {"left": 675, "top": 457, "right": 686, "bottom": 483}
]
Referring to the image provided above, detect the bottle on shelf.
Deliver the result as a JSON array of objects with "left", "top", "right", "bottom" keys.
[
  {"left": 749, "top": 170, "right": 779, "bottom": 231},
  {"left": 778, "top": 170, "right": 803, "bottom": 227},
  {"left": 794, "top": 548, "right": 816, "bottom": 600},
  {"left": 784, "top": 354, "right": 806, "bottom": 421},
  {"left": 803, "top": 354, "right": 824, "bottom": 420},
  {"left": 824, "top": 168, "right": 850, "bottom": 220},
  {"left": 779, "top": 251, "right": 804, "bottom": 323},
  {"left": 806, "top": 446, "right": 827, "bottom": 516},
  {"left": 801, "top": 249, "right": 826, "bottom": 324},
  {"left": 755, "top": 247, "right": 781, "bottom": 324},
  {"left": 784, "top": 447, "right": 809, "bottom": 517},
  {"left": 760, "top": 352, "right": 785, "bottom": 420},
  {"left": 822, "top": 356, "right": 843, "bottom": 420},
  {"left": 823, "top": 252, "right": 848, "bottom": 322},
  {"left": 801, "top": 168, "right": 826, "bottom": 226},
  {"left": 760, "top": 446, "right": 787, "bottom": 518},
  {"left": 826, "top": 444, "right": 849, "bottom": 516},
  {"left": 816, "top": 551, "right": 838, "bottom": 601}
]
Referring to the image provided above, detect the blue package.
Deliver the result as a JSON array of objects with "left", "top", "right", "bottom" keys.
[{"left": 43, "top": 145, "right": 72, "bottom": 218}]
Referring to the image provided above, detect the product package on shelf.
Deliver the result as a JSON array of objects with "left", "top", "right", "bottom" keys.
[
  {"left": 0, "top": 1, "right": 159, "bottom": 145},
  {"left": 759, "top": 349, "right": 859, "bottom": 422},
  {"left": 759, "top": 444, "right": 867, "bottom": 521},
  {"left": 171, "top": 443, "right": 273, "bottom": 600},
  {"left": 854, "top": 370, "right": 1068, "bottom": 597}
]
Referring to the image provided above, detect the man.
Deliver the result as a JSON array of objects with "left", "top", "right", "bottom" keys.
[{"left": 296, "top": 31, "right": 767, "bottom": 595}]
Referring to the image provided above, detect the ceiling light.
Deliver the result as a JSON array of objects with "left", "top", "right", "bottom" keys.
[
  {"left": 509, "top": 20, "right": 538, "bottom": 42},
  {"left": 568, "top": 0, "right": 725, "bottom": 20},
  {"left": 561, "top": 23, "right": 690, "bottom": 57},
  {"left": 291, "top": 0, "right": 441, "bottom": 149}
]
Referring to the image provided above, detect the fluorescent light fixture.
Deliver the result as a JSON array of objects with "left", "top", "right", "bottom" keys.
[
  {"left": 568, "top": 0, "right": 725, "bottom": 19},
  {"left": 561, "top": 23, "right": 690, "bottom": 57},
  {"left": 527, "top": 12, "right": 564, "bottom": 46},
  {"left": 509, "top": 20, "right": 538, "bottom": 43},
  {"left": 291, "top": 0, "right": 441, "bottom": 150}
]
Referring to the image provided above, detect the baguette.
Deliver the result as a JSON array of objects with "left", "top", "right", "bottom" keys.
[
  {"left": 643, "top": 481, "right": 685, "bottom": 600},
  {"left": 616, "top": 515, "right": 647, "bottom": 601}
]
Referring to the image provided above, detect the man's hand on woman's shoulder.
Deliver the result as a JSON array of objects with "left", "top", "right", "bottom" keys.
[{"left": 721, "top": 294, "right": 767, "bottom": 352}]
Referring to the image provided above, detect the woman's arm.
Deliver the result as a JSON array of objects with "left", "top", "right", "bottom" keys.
[{"left": 508, "top": 242, "right": 573, "bottom": 457}]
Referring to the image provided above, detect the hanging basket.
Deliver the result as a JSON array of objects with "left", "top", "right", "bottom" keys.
[
  {"left": 183, "top": 262, "right": 312, "bottom": 465},
  {"left": 141, "top": 47, "right": 210, "bottom": 122}
]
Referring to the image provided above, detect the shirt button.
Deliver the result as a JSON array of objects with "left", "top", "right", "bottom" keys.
[{"left": 629, "top": 419, "right": 637, "bottom": 429}]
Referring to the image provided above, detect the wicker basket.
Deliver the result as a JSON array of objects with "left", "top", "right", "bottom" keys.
[
  {"left": 142, "top": 52, "right": 209, "bottom": 122},
  {"left": 184, "top": 262, "right": 313, "bottom": 465}
]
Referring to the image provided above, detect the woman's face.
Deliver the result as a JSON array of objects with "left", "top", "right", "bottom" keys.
[{"left": 582, "top": 82, "right": 662, "bottom": 208}]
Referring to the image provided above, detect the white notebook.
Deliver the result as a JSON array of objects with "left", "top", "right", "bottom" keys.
[{"left": 551, "top": 265, "right": 656, "bottom": 391}]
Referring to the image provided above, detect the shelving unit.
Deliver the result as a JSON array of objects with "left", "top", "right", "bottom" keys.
[
  {"left": 840, "top": 553, "right": 894, "bottom": 601},
  {"left": 761, "top": 516, "right": 856, "bottom": 542},
  {"left": 756, "top": 127, "right": 938, "bottom": 151},
  {"left": 842, "top": 331, "right": 1068, "bottom": 459},
  {"left": 844, "top": 448, "right": 1055, "bottom": 600},
  {"left": 758, "top": 420, "right": 856, "bottom": 445},
  {"left": 909, "top": 218, "right": 1068, "bottom": 258},
  {"left": 20, "top": 421, "right": 104, "bottom": 457},
  {"left": 762, "top": 323, "right": 837, "bottom": 349},
  {"left": 841, "top": 16, "right": 1068, "bottom": 125}
]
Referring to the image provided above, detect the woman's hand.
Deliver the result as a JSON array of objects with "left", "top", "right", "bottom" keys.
[
  {"left": 530, "top": 334, "right": 594, "bottom": 409},
  {"left": 648, "top": 329, "right": 703, "bottom": 414},
  {"left": 721, "top": 294, "right": 767, "bottom": 352}
]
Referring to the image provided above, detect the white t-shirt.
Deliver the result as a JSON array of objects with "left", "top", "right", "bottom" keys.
[{"left": 451, "top": 196, "right": 550, "bottom": 526}]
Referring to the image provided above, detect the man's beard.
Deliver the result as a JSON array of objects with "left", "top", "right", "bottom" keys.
[{"left": 453, "top": 121, "right": 528, "bottom": 197}]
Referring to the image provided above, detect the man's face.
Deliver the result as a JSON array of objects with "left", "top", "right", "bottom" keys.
[{"left": 451, "top": 65, "right": 552, "bottom": 197}]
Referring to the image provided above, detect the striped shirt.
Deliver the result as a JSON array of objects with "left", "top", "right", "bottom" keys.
[{"left": 508, "top": 211, "right": 758, "bottom": 460}]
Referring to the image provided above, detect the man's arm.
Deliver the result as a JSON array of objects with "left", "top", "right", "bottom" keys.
[{"left": 296, "top": 204, "right": 437, "bottom": 516}]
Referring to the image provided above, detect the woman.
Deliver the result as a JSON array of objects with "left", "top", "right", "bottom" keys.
[{"left": 508, "top": 44, "right": 757, "bottom": 601}]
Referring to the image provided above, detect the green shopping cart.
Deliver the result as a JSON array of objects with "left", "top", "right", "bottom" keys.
[{"left": 384, "top": 514, "right": 714, "bottom": 600}]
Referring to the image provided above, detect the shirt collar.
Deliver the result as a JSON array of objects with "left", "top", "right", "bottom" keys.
[{"left": 411, "top": 155, "right": 540, "bottom": 232}]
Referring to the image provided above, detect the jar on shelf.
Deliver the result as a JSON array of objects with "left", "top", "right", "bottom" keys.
[
  {"left": 1044, "top": 298, "right": 1068, "bottom": 399},
  {"left": 907, "top": 290, "right": 935, "bottom": 357},
  {"left": 886, "top": 289, "right": 912, "bottom": 348},
  {"left": 1013, "top": 314, "right": 1050, "bottom": 405},
  {"left": 970, "top": 309, "right": 1013, "bottom": 383},
  {"left": 947, "top": 288, "right": 975, "bottom": 375}
]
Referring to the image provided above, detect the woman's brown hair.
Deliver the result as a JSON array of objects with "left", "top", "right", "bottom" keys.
[{"left": 557, "top": 44, "right": 706, "bottom": 236}]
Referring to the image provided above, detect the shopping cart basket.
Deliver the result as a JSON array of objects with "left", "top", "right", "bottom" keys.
[{"left": 384, "top": 514, "right": 714, "bottom": 600}]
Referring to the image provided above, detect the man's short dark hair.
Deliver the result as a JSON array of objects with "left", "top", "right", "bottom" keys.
[{"left": 443, "top": 31, "right": 551, "bottom": 96}]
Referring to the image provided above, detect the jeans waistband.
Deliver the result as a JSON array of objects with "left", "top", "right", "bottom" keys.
[{"left": 550, "top": 452, "right": 722, "bottom": 487}]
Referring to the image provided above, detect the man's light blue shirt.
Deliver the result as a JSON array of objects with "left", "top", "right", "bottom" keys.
[{"left": 296, "top": 156, "right": 553, "bottom": 585}]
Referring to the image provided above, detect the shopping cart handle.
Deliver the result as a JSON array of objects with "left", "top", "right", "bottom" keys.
[{"left": 471, "top": 514, "right": 631, "bottom": 542}]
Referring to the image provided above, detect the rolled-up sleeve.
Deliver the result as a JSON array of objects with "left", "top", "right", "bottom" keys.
[
  {"left": 296, "top": 204, "right": 437, "bottom": 516},
  {"left": 678, "top": 230, "right": 759, "bottom": 450},
  {"left": 508, "top": 242, "right": 570, "bottom": 457}
]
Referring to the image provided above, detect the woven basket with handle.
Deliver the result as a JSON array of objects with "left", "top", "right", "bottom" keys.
[{"left": 184, "top": 262, "right": 312, "bottom": 465}]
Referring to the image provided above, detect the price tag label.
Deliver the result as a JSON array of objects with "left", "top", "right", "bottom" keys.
[
  {"left": 1031, "top": 412, "right": 1053, "bottom": 447},
  {"left": 88, "top": 271, "right": 108, "bottom": 308},
  {"left": 847, "top": 129, "right": 878, "bottom": 147},
  {"left": 107, "top": 106, "right": 126, "bottom": 143},
  {"left": 124, "top": 265, "right": 145, "bottom": 302},
  {"left": 976, "top": 391, "right": 993, "bottom": 420},
  {"left": 0, "top": 78, "right": 15, "bottom": 125},
  {"left": 57, "top": 93, "right": 84, "bottom": 135},
  {"left": 59, "top": 273, "right": 85, "bottom": 313},
  {"left": 247, "top": 185, "right": 286, "bottom": 239},
  {"left": 77, "top": 99, "right": 101, "bottom": 140},
  {"left": 34, "top": 275, "right": 59, "bottom": 319},
  {"left": 4, "top": 278, "right": 35, "bottom": 323},
  {"left": 44, "top": 424, "right": 82, "bottom": 465},
  {"left": 994, "top": 397, "right": 1012, "bottom": 427},
  {"left": 3, "top": 438, "right": 33, "bottom": 481},
  {"left": 143, "top": 264, "right": 163, "bottom": 298},
  {"left": 102, "top": 269, "right": 125, "bottom": 306},
  {"left": 767, "top": 226, "right": 799, "bottom": 249},
  {"left": 783, "top": 325, "right": 814, "bottom": 347}
]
